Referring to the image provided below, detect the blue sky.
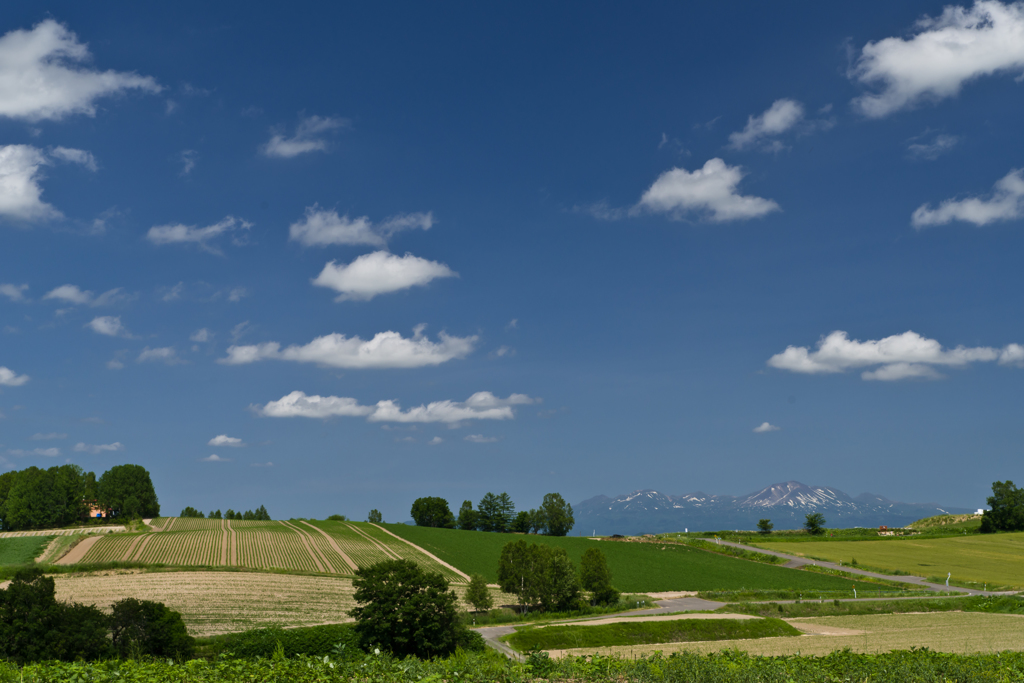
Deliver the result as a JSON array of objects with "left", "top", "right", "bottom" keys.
[{"left": 2, "top": 2, "right": 1024, "bottom": 521}]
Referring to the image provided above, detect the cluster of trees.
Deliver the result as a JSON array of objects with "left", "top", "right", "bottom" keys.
[
  {"left": 0, "top": 464, "right": 159, "bottom": 531},
  {"left": 981, "top": 480, "right": 1024, "bottom": 533},
  {"left": 754, "top": 513, "right": 826, "bottom": 535},
  {"left": 411, "top": 492, "right": 575, "bottom": 536},
  {"left": 327, "top": 510, "right": 382, "bottom": 523},
  {"left": 498, "top": 541, "right": 619, "bottom": 611},
  {"left": 0, "top": 567, "right": 193, "bottom": 663},
  {"left": 180, "top": 505, "right": 271, "bottom": 521}
]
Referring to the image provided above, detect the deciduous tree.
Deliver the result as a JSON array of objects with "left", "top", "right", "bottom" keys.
[
  {"left": 757, "top": 519, "right": 773, "bottom": 535},
  {"left": 97, "top": 464, "right": 160, "bottom": 518},
  {"left": 540, "top": 492, "right": 574, "bottom": 536},
  {"left": 410, "top": 497, "right": 455, "bottom": 528},
  {"left": 981, "top": 480, "right": 1024, "bottom": 533},
  {"left": 579, "top": 547, "right": 619, "bottom": 605},
  {"left": 804, "top": 513, "right": 826, "bottom": 535},
  {"left": 465, "top": 573, "right": 493, "bottom": 613},
  {"left": 110, "top": 598, "right": 195, "bottom": 660},
  {"left": 367, "top": 509, "right": 383, "bottom": 523},
  {"left": 349, "top": 559, "right": 463, "bottom": 658}
]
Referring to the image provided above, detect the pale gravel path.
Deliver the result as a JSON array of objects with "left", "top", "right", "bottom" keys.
[
  {"left": 370, "top": 523, "right": 472, "bottom": 582},
  {"left": 347, "top": 523, "right": 402, "bottom": 560},
  {"left": 55, "top": 535, "right": 102, "bottom": 565}
]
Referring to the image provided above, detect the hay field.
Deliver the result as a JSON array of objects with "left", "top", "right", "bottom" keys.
[
  {"left": 548, "top": 612, "right": 1024, "bottom": 658},
  {"left": 756, "top": 533, "right": 1024, "bottom": 588},
  {"left": 51, "top": 569, "right": 512, "bottom": 637}
]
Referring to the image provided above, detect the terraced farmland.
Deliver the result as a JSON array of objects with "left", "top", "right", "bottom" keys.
[{"left": 72, "top": 519, "right": 461, "bottom": 578}]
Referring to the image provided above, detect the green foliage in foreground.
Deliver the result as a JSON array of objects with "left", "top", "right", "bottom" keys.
[
  {"left": 383, "top": 523, "right": 886, "bottom": 592},
  {"left": 199, "top": 624, "right": 361, "bottom": 659},
  {"left": 507, "top": 617, "right": 800, "bottom": 651},
  {"left": 8, "top": 648, "right": 1024, "bottom": 682},
  {"left": 0, "top": 536, "right": 50, "bottom": 565}
]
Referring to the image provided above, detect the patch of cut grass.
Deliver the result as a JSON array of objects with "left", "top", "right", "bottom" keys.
[
  {"left": 725, "top": 594, "right": 1024, "bottom": 619},
  {"left": 0, "top": 536, "right": 52, "bottom": 565},
  {"left": 506, "top": 617, "right": 799, "bottom": 651},
  {"left": 381, "top": 524, "right": 887, "bottom": 593},
  {"left": 756, "top": 532, "right": 1024, "bottom": 588}
]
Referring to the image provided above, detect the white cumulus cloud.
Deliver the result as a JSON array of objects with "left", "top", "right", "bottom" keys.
[
  {"left": 86, "top": 315, "right": 130, "bottom": 337},
  {"left": 768, "top": 330, "right": 1021, "bottom": 380},
  {"left": 0, "top": 366, "right": 29, "bottom": 386},
  {"left": 912, "top": 168, "right": 1024, "bottom": 228},
  {"left": 728, "top": 99, "right": 805, "bottom": 150},
  {"left": 44, "top": 284, "right": 126, "bottom": 306},
  {"left": 73, "top": 441, "right": 123, "bottom": 454},
  {"left": 428, "top": 436, "right": 444, "bottom": 445},
  {"left": 634, "top": 158, "right": 780, "bottom": 222},
  {"left": 221, "top": 326, "right": 476, "bottom": 369},
  {"left": 850, "top": 1, "right": 1024, "bottom": 118},
  {"left": 0, "top": 20, "right": 160, "bottom": 122},
  {"left": 146, "top": 215, "right": 251, "bottom": 254},
  {"left": 0, "top": 283, "right": 27, "bottom": 301},
  {"left": 464, "top": 434, "right": 499, "bottom": 443},
  {"left": 313, "top": 251, "right": 457, "bottom": 301},
  {"left": 201, "top": 454, "right": 229, "bottom": 462},
  {"left": 753, "top": 422, "right": 780, "bottom": 433},
  {"left": 50, "top": 146, "right": 97, "bottom": 171},
  {"left": 261, "top": 115, "right": 349, "bottom": 158},
  {"left": 288, "top": 205, "right": 433, "bottom": 247},
  {"left": 0, "top": 144, "right": 62, "bottom": 222},
  {"left": 137, "top": 347, "right": 184, "bottom": 365},
  {"left": 190, "top": 328, "right": 212, "bottom": 343},
  {"left": 257, "top": 391, "right": 535, "bottom": 423},
  {"left": 208, "top": 434, "right": 244, "bottom": 447}
]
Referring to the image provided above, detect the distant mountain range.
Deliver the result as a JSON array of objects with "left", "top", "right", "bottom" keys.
[{"left": 573, "top": 481, "right": 973, "bottom": 535}]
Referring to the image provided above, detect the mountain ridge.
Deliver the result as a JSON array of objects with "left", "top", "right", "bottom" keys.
[{"left": 573, "top": 480, "right": 972, "bottom": 535}]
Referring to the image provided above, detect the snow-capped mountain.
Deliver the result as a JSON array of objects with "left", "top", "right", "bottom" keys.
[{"left": 573, "top": 481, "right": 970, "bottom": 535}]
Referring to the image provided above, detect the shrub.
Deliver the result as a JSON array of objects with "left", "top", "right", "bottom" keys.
[
  {"left": 465, "top": 573, "right": 494, "bottom": 612},
  {"left": 110, "top": 598, "right": 195, "bottom": 660}
]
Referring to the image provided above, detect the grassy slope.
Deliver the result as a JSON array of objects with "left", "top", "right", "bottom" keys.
[
  {"left": 0, "top": 536, "right": 51, "bottom": 565},
  {"left": 381, "top": 524, "right": 884, "bottom": 593},
  {"left": 507, "top": 617, "right": 799, "bottom": 651},
  {"left": 756, "top": 532, "right": 1024, "bottom": 588}
]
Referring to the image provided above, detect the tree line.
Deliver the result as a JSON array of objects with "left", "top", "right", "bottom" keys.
[
  {"left": 180, "top": 505, "right": 271, "bottom": 521},
  {"left": 0, "top": 463, "right": 159, "bottom": 531},
  {"left": 410, "top": 492, "right": 575, "bottom": 536}
]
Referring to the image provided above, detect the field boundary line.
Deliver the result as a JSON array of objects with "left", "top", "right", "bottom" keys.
[
  {"left": 279, "top": 521, "right": 328, "bottom": 572},
  {"left": 226, "top": 519, "right": 237, "bottom": 565},
  {"left": 346, "top": 523, "right": 402, "bottom": 561},
  {"left": 130, "top": 533, "right": 156, "bottom": 562},
  {"left": 299, "top": 521, "right": 358, "bottom": 573},
  {"left": 120, "top": 534, "right": 146, "bottom": 562},
  {"left": 369, "top": 523, "right": 471, "bottom": 581},
  {"left": 55, "top": 535, "right": 102, "bottom": 565},
  {"left": 163, "top": 517, "right": 176, "bottom": 533},
  {"left": 220, "top": 520, "right": 228, "bottom": 565}
]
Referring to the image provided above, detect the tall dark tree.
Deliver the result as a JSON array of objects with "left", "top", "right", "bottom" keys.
[
  {"left": 410, "top": 497, "right": 455, "bottom": 528},
  {"left": 180, "top": 507, "right": 204, "bottom": 518},
  {"left": 981, "top": 480, "right": 1024, "bottom": 533},
  {"left": 510, "top": 510, "right": 531, "bottom": 533},
  {"left": 580, "top": 548, "right": 619, "bottom": 605},
  {"left": 254, "top": 505, "right": 271, "bottom": 521},
  {"left": 478, "top": 492, "right": 515, "bottom": 532},
  {"left": 456, "top": 500, "right": 478, "bottom": 530},
  {"left": 540, "top": 492, "right": 574, "bottom": 536},
  {"left": 97, "top": 464, "right": 160, "bottom": 518},
  {"left": 349, "top": 559, "right": 464, "bottom": 658}
]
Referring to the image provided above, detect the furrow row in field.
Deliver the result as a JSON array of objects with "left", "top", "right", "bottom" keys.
[
  {"left": 295, "top": 523, "right": 356, "bottom": 574},
  {"left": 279, "top": 521, "right": 329, "bottom": 572},
  {"left": 79, "top": 533, "right": 143, "bottom": 563},
  {"left": 298, "top": 521, "right": 357, "bottom": 573},
  {"left": 138, "top": 530, "right": 222, "bottom": 566},
  {"left": 320, "top": 526, "right": 394, "bottom": 568},
  {"left": 360, "top": 523, "right": 467, "bottom": 582},
  {"left": 235, "top": 528, "right": 318, "bottom": 572}
]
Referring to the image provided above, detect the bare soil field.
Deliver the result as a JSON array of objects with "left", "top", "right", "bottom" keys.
[
  {"left": 547, "top": 612, "right": 1024, "bottom": 658},
  {"left": 48, "top": 569, "right": 513, "bottom": 637}
]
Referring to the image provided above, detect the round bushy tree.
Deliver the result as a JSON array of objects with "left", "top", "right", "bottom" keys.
[
  {"left": 804, "top": 513, "right": 826, "bottom": 535},
  {"left": 350, "top": 559, "right": 463, "bottom": 658},
  {"left": 410, "top": 497, "right": 454, "bottom": 528},
  {"left": 110, "top": 598, "right": 195, "bottom": 659},
  {"left": 540, "top": 493, "right": 574, "bottom": 536},
  {"left": 97, "top": 464, "right": 160, "bottom": 518}
]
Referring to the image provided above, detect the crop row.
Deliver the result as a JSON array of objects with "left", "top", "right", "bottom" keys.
[
  {"left": 356, "top": 523, "right": 465, "bottom": 582},
  {"left": 234, "top": 528, "right": 319, "bottom": 572},
  {"left": 169, "top": 518, "right": 226, "bottom": 532},
  {"left": 79, "top": 533, "right": 145, "bottom": 563},
  {"left": 310, "top": 521, "right": 396, "bottom": 568},
  {"left": 137, "top": 530, "right": 223, "bottom": 566}
]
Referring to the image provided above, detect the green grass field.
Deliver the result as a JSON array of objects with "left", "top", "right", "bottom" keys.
[
  {"left": 0, "top": 536, "right": 51, "bottom": 565},
  {"left": 755, "top": 532, "right": 1024, "bottom": 588},
  {"left": 506, "top": 617, "right": 799, "bottom": 651},
  {"left": 381, "top": 524, "right": 887, "bottom": 593}
]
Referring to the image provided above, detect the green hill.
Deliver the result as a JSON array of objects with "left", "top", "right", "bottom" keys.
[{"left": 380, "top": 524, "right": 885, "bottom": 593}]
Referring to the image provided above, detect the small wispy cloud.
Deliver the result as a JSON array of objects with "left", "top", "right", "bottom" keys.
[
  {"left": 464, "top": 434, "right": 499, "bottom": 443},
  {"left": 73, "top": 442, "right": 123, "bottom": 454},
  {"left": 261, "top": 115, "right": 349, "bottom": 158},
  {"left": 201, "top": 453, "right": 230, "bottom": 462},
  {"left": 753, "top": 422, "right": 780, "bottom": 433}
]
